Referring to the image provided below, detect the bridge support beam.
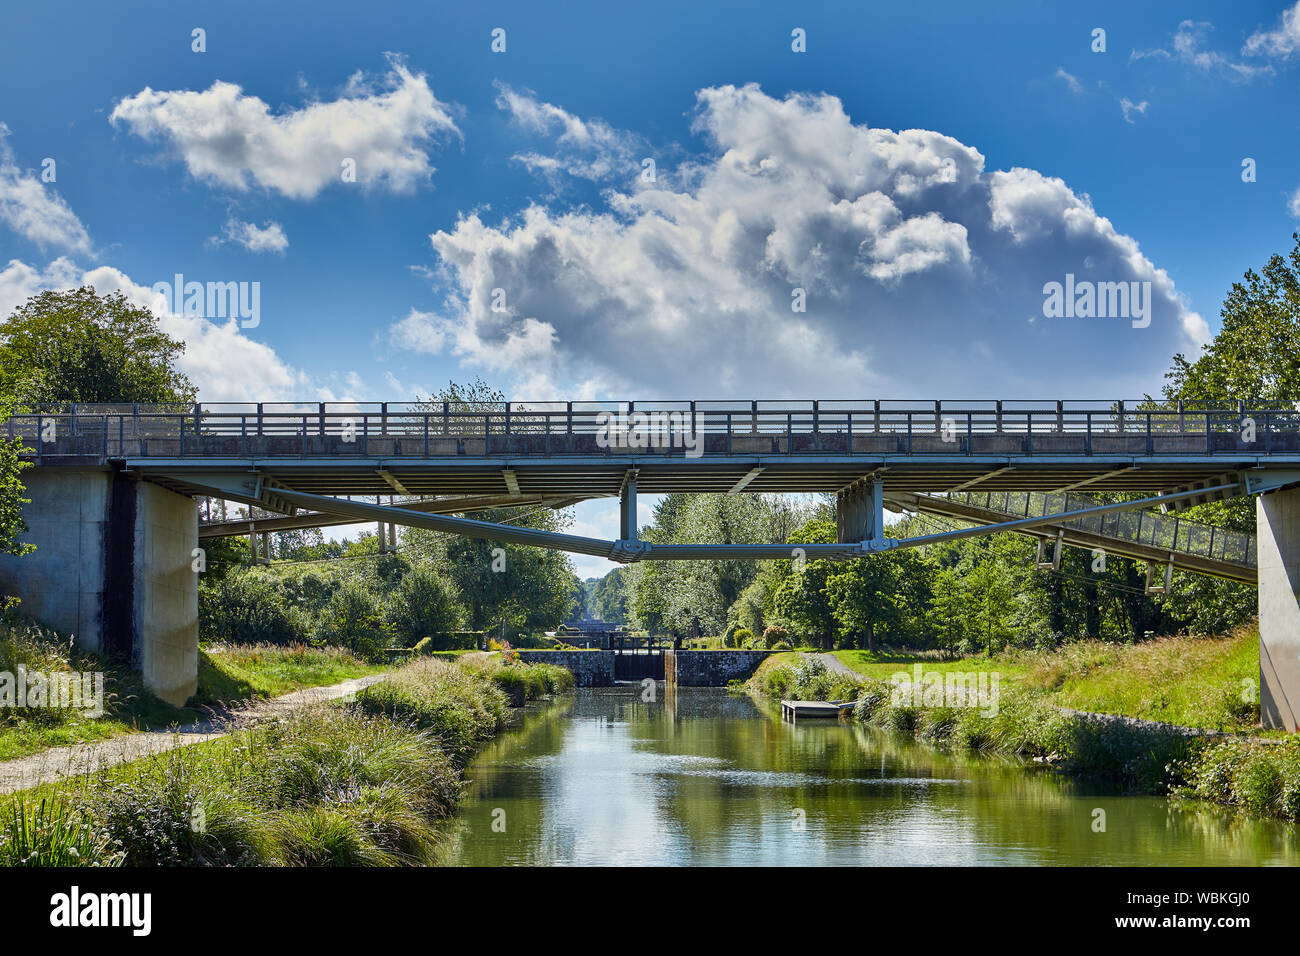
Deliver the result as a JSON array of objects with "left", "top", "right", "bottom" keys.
[
  {"left": 1258, "top": 486, "right": 1300, "bottom": 731},
  {"left": 620, "top": 471, "right": 638, "bottom": 541},
  {"left": 837, "top": 478, "right": 884, "bottom": 544},
  {"left": 0, "top": 467, "right": 198, "bottom": 707}
]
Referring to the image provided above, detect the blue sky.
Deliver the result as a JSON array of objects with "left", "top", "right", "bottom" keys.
[{"left": 2, "top": 0, "right": 1298, "bottom": 574}]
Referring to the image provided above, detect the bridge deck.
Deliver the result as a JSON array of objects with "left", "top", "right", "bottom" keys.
[{"left": 10, "top": 401, "right": 1300, "bottom": 498}]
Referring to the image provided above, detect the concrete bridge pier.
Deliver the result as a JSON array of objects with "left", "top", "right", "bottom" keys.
[
  {"left": 0, "top": 467, "right": 199, "bottom": 707},
  {"left": 1258, "top": 485, "right": 1300, "bottom": 730}
]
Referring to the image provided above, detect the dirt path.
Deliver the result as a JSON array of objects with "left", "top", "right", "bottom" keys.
[
  {"left": 0, "top": 673, "right": 388, "bottom": 795},
  {"left": 806, "top": 652, "right": 858, "bottom": 677}
]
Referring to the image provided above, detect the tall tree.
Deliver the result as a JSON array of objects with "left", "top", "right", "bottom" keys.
[
  {"left": 0, "top": 288, "right": 195, "bottom": 405},
  {"left": 1163, "top": 232, "right": 1300, "bottom": 408}
]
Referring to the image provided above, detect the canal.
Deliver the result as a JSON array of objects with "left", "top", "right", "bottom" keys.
[{"left": 442, "top": 686, "right": 1299, "bottom": 866}]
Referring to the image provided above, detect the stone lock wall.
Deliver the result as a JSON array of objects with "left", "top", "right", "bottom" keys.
[{"left": 665, "top": 650, "right": 771, "bottom": 686}]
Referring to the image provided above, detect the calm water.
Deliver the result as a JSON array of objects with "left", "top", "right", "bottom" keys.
[{"left": 442, "top": 685, "right": 1299, "bottom": 866}]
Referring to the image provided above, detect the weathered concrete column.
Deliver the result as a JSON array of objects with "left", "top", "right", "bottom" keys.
[
  {"left": 1257, "top": 486, "right": 1300, "bottom": 731},
  {"left": 0, "top": 467, "right": 198, "bottom": 706}
]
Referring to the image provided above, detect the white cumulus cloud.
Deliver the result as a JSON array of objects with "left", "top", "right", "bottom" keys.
[
  {"left": 393, "top": 84, "right": 1208, "bottom": 399},
  {"left": 210, "top": 217, "right": 289, "bottom": 254},
  {"left": 110, "top": 56, "right": 459, "bottom": 199},
  {"left": 0, "top": 124, "right": 92, "bottom": 254}
]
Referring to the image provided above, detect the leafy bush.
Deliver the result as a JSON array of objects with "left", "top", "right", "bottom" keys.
[
  {"left": 199, "top": 572, "right": 306, "bottom": 646},
  {"left": 314, "top": 579, "right": 388, "bottom": 660},
  {"left": 1184, "top": 738, "right": 1300, "bottom": 819},
  {"left": 762, "top": 625, "right": 790, "bottom": 649},
  {"left": 384, "top": 566, "right": 465, "bottom": 648},
  {"left": 731, "top": 628, "right": 754, "bottom": 648}
]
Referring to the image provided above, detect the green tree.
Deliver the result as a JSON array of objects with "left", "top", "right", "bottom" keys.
[
  {"left": 316, "top": 578, "right": 388, "bottom": 658},
  {"left": 590, "top": 566, "right": 629, "bottom": 623},
  {"left": 384, "top": 564, "right": 465, "bottom": 647},
  {"left": 769, "top": 520, "right": 839, "bottom": 649},
  {"left": 1164, "top": 233, "right": 1300, "bottom": 408},
  {"left": 0, "top": 288, "right": 195, "bottom": 404}
]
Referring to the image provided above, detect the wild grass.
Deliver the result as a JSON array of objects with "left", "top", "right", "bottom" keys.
[
  {"left": 0, "top": 623, "right": 389, "bottom": 760},
  {"left": 1, "top": 655, "right": 576, "bottom": 866},
  {"left": 0, "top": 796, "right": 122, "bottom": 866},
  {"left": 0, "top": 614, "right": 191, "bottom": 760},
  {"left": 826, "top": 628, "right": 1259, "bottom": 732},
  {"left": 460, "top": 655, "right": 576, "bottom": 706},
  {"left": 194, "top": 643, "right": 385, "bottom": 705},
  {"left": 1012, "top": 629, "right": 1259, "bottom": 731}
]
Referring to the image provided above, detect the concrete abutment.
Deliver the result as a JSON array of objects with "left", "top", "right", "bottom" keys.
[
  {"left": 1258, "top": 486, "right": 1300, "bottom": 731},
  {"left": 0, "top": 467, "right": 198, "bottom": 706}
]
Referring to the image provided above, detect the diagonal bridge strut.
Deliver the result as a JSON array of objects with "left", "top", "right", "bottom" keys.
[{"left": 226, "top": 479, "right": 1248, "bottom": 565}]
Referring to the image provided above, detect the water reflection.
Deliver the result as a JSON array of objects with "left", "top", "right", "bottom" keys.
[{"left": 441, "top": 686, "right": 1298, "bottom": 866}]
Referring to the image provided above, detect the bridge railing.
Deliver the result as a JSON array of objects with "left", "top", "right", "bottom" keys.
[
  {"left": 944, "top": 490, "right": 1257, "bottom": 567},
  {"left": 6, "top": 400, "right": 1300, "bottom": 459}
]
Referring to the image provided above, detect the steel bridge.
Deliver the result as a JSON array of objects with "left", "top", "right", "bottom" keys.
[
  {"left": 4, "top": 399, "right": 1299, "bottom": 729},
  {"left": 10, "top": 399, "right": 1300, "bottom": 563}
]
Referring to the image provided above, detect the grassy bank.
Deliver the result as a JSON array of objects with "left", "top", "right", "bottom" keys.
[
  {"left": 0, "top": 655, "right": 573, "bottom": 866},
  {"left": 829, "top": 628, "right": 1258, "bottom": 732},
  {"left": 0, "top": 616, "right": 187, "bottom": 761},
  {"left": 748, "top": 632, "right": 1300, "bottom": 822},
  {"left": 0, "top": 619, "right": 387, "bottom": 761},
  {"left": 193, "top": 643, "right": 387, "bottom": 706}
]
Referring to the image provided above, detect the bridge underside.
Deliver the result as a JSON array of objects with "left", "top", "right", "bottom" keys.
[{"left": 129, "top": 455, "right": 1272, "bottom": 500}]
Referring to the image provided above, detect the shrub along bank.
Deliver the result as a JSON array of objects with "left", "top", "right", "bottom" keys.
[
  {"left": 0, "top": 656, "right": 573, "bottom": 866},
  {"left": 748, "top": 655, "right": 1300, "bottom": 822}
]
